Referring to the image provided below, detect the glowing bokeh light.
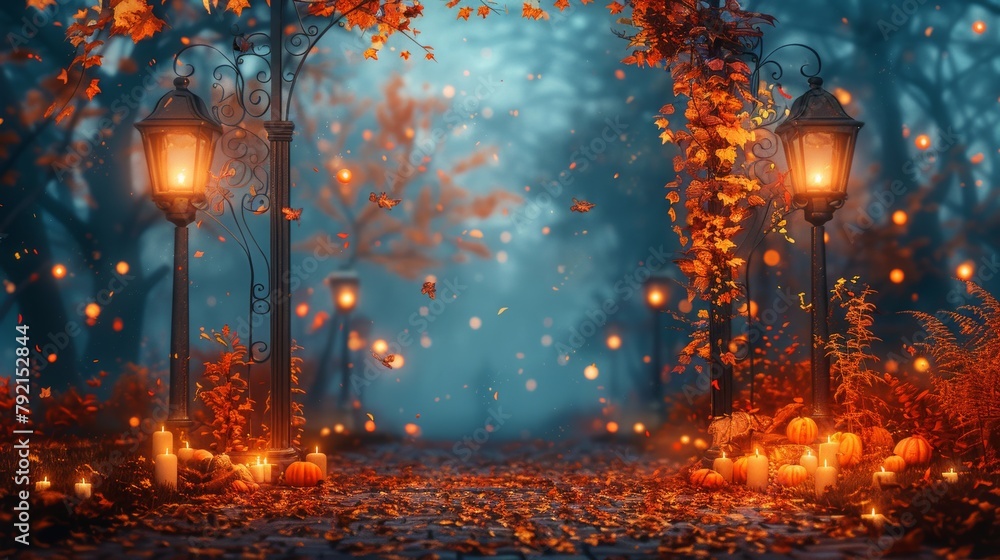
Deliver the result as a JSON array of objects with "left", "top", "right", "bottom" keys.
[
  {"left": 892, "top": 210, "right": 908, "bottom": 226},
  {"left": 584, "top": 363, "right": 599, "bottom": 380},
  {"left": 890, "top": 269, "right": 905, "bottom": 284},
  {"left": 606, "top": 334, "right": 622, "bottom": 350}
]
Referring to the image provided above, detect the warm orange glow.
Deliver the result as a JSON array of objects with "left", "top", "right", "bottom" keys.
[
  {"left": 680, "top": 434, "right": 691, "bottom": 444},
  {"left": 112, "top": 318, "right": 124, "bottom": 332},
  {"left": 678, "top": 299, "right": 693, "bottom": 313},
  {"left": 973, "top": 21, "right": 987, "bottom": 34},
  {"left": 833, "top": 87, "right": 852, "bottom": 106},
  {"left": 84, "top": 303, "right": 101, "bottom": 320},
  {"left": 914, "top": 357, "right": 931, "bottom": 373},
  {"left": 915, "top": 134, "right": 931, "bottom": 150},
  {"left": 129, "top": 416, "right": 140, "bottom": 428},
  {"left": 176, "top": 170, "right": 187, "bottom": 187},
  {"left": 763, "top": 249, "right": 781, "bottom": 267},
  {"left": 606, "top": 334, "right": 622, "bottom": 350},
  {"left": 890, "top": 269, "right": 905, "bottom": 284},
  {"left": 336, "top": 168, "right": 352, "bottom": 184},
  {"left": 892, "top": 210, "right": 908, "bottom": 226},
  {"left": 404, "top": 423, "right": 420, "bottom": 436},
  {"left": 633, "top": 422, "right": 645, "bottom": 434},
  {"left": 364, "top": 420, "right": 376, "bottom": 432},
  {"left": 469, "top": 316, "right": 482, "bottom": 330},
  {"left": 116, "top": 261, "right": 130, "bottom": 275},
  {"left": 956, "top": 261, "right": 975, "bottom": 280},
  {"left": 334, "top": 423, "right": 345, "bottom": 434},
  {"left": 52, "top": 264, "right": 67, "bottom": 279},
  {"left": 47, "top": 353, "right": 57, "bottom": 363},
  {"left": 584, "top": 363, "right": 599, "bottom": 380},
  {"left": 372, "top": 339, "right": 389, "bottom": 354},
  {"left": 388, "top": 354, "right": 404, "bottom": 369},
  {"left": 295, "top": 303, "right": 309, "bottom": 317},
  {"left": 605, "top": 421, "right": 619, "bottom": 434},
  {"left": 348, "top": 331, "right": 364, "bottom": 352},
  {"left": 646, "top": 289, "right": 665, "bottom": 308},
  {"left": 337, "top": 290, "right": 356, "bottom": 310},
  {"left": 812, "top": 173, "right": 824, "bottom": 186}
]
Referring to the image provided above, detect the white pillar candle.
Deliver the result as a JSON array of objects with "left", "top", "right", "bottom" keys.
[
  {"left": 799, "top": 449, "right": 818, "bottom": 475},
  {"left": 154, "top": 448, "right": 178, "bottom": 490},
  {"left": 177, "top": 441, "right": 194, "bottom": 463},
  {"left": 815, "top": 459, "right": 837, "bottom": 496},
  {"left": 262, "top": 458, "right": 272, "bottom": 484},
  {"left": 872, "top": 467, "right": 896, "bottom": 488},
  {"left": 35, "top": 477, "right": 51, "bottom": 492},
  {"left": 713, "top": 451, "right": 734, "bottom": 483},
  {"left": 306, "top": 446, "right": 328, "bottom": 480},
  {"left": 942, "top": 468, "right": 958, "bottom": 483},
  {"left": 249, "top": 457, "right": 265, "bottom": 483},
  {"left": 818, "top": 436, "right": 838, "bottom": 471},
  {"left": 75, "top": 478, "right": 92, "bottom": 499},
  {"left": 152, "top": 427, "right": 173, "bottom": 459},
  {"left": 746, "top": 448, "right": 768, "bottom": 491}
]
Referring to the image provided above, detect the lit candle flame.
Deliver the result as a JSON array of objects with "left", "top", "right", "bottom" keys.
[
  {"left": 871, "top": 508, "right": 876, "bottom": 516},
  {"left": 176, "top": 171, "right": 186, "bottom": 185},
  {"left": 813, "top": 173, "right": 823, "bottom": 185},
  {"left": 721, "top": 451, "right": 726, "bottom": 459},
  {"left": 755, "top": 448, "right": 760, "bottom": 457},
  {"left": 315, "top": 446, "right": 320, "bottom": 454},
  {"left": 881, "top": 467, "right": 886, "bottom": 473}
]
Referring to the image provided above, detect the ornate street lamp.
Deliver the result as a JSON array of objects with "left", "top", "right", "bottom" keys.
[
  {"left": 775, "top": 76, "right": 863, "bottom": 425},
  {"left": 325, "top": 271, "right": 359, "bottom": 409},
  {"left": 135, "top": 77, "right": 222, "bottom": 433},
  {"left": 644, "top": 274, "right": 669, "bottom": 421}
]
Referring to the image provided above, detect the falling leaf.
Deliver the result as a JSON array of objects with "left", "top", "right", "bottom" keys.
[
  {"left": 498, "top": 307, "right": 508, "bottom": 315},
  {"left": 493, "top": 391, "right": 499, "bottom": 401},
  {"left": 421, "top": 281, "right": 436, "bottom": 300},
  {"left": 367, "top": 413, "right": 375, "bottom": 422},
  {"left": 457, "top": 6, "right": 472, "bottom": 20},
  {"left": 570, "top": 198, "right": 595, "bottom": 213},
  {"left": 282, "top": 207, "right": 302, "bottom": 222},
  {"left": 85, "top": 79, "right": 101, "bottom": 100},
  {"left": 39, "top": 387, "right": 51, "bottom": 398},
  {"left": 57, "top": 69, "right": 68, "bottom": 84},
  {"left": 400, "top": 50, "right": 410, "bottom": 60},
  {"left": 194, "top": 251, "right": 204, "bottom": 258},
  {"left": 369, "top": 192, "right": 401, "bottom": 210}
]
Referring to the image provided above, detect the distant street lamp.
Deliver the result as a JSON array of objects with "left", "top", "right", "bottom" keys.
[
  {"left": 775, "top": 76, "right": 863, "bottom": 425},
  {"left": 135, "top": 77, "right": 222, "bottom": 433},
  {"left": 644, "top": 274, "right": 670, "bottom": 421},
  {"left": 325, "top": 271, "right": 359, "bottom": 409}
]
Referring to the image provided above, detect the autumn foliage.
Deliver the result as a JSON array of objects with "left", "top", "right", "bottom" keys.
[{"left": 196, "top": 326, "right": 254, "bottom": 453}]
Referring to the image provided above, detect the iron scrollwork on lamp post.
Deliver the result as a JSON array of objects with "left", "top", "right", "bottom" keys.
[{"left": 138, "top": 0, "right": 361, "bottom": 466}]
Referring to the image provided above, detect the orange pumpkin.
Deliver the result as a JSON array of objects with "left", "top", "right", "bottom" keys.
[
  {"left": 285, "top": 461, "right": 323, "bottom": 487},
  {"left": 190, "top": 449, "right": 214, "bottom": 471},
  {"left": 776, "top": 464, "right": 808, "bottom": 487},
  {"left": 882, "top": 455, "right": 907, "bottom": 473},
  {"left": 894, "top": 435, "right": 932, "bottom": 466},
  {"left": 786, "top": 417, "right": 819, "bottom": 445},
  {"left": 833, "top": 432, "right": 863, "bottom": 468},
  {"left": 690, "top": 468, "right": 725, "bottom": 490},
  {"left": 862, "top": 426, "right": 894, "bottom": 451},
  {"left": 733, "top": 456, "right": 749, "bottom": 484},
  {"left": 230, "top": 479, "right": 259, "bottom": 493}
]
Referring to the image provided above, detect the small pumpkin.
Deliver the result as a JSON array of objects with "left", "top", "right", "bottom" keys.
[
  {"left": 690, "top": 468, "right": 725, "bottom": 490},
  {"left": 733, "top": 456, "right": 749, "bottom": 484},
  {"left": 786, "top": 417, "right": 819, "bottom": 445},
  {"left": 833, "top": 432, "right": 863, "bottom": 468},
  {"left": 190, "top": 449, "right": 214, "bottom": 470},
  {"left": 776, "top": 464, "right": 808, "bottom": 487},
  {"left": 894, "top": 435, "right": 932, "bottom": 466},
  {"left": 285, "top": 461, "right": 323, "bottom": 487},
  {"left": 882, "top": 455, "right": 907, "bottom": 473},
  {"left": 862, "top": 426, "right": 895, "bottom": 451},
  {"left": 230, "top": 479, "right": 259, "bottom": 493}
]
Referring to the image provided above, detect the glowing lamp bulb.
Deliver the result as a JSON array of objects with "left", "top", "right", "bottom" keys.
[
  {"left": 647, "top": 289, "right": 664, "bottom": 307},
  {"left": 338, "top": 290, "right": 356, "bottom": 309},
  {"left": 176, "top": 170, "right": 186, "bottom": 186}
]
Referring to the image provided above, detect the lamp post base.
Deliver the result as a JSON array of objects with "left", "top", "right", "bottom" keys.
[{"left": 266, "top": 447, "right": 299, "bottom": 481}]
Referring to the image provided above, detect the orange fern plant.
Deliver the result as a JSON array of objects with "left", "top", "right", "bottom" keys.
[
  {"left": 196, "top": 325, "right": 254, "bottom": 453},
  {"left": 904, "top": 281, "right": 1000, "bottom": 467}
]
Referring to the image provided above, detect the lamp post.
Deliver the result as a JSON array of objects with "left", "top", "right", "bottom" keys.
[
  {"left": 644, "top": 275, "right": 669, "bottom": 421},
  {"left": 775, "top": 76, "right": 863, "bottom": 426},
  {"left": 325, "top": 271, "right": 359, "bottom": 410},
  {"left": 135, "top": 77, "right": 222, "bottom": 433}
]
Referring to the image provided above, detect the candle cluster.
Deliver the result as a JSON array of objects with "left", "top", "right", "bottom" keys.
[{"left": 153, "top": 426, "right": 177, "bottom": 490}]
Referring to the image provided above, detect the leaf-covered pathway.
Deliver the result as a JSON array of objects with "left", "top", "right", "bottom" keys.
[{"left": 16, "top": 442, "right": 936, "bottom": 559}]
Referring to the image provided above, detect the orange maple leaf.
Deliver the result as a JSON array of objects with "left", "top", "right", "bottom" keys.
[
  {"left": 554, "top": 0, "right": 570, "bottom": 10},
  {"left": 54, "top": 105, "right": 74, "bottom": 124},
  {"left": 400, "top": 50, "right": 411, "bottom": 60},
  {"left": 363, "top": 48, "right": 379, "bottom": 60},
  {"left": 477, "top": 5, "right": 491, "bottom": 17},
  {"left": 226, "top": 0, "right": 250, "bottom": 16},
  {"left": 57, "top": 69, "right": 68, "bottom": 84},
  {"left": 457, "top": 6, "right": 472, "bottom": 20},
  {"left": 85, "top": 79, "right": 101, "bottom": 100},
  {"left": 606, "top": 1, "right": 624, "bottom": 14},
  {"left": 111, "top": 0, "right": 166, "bottom": 43}
]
